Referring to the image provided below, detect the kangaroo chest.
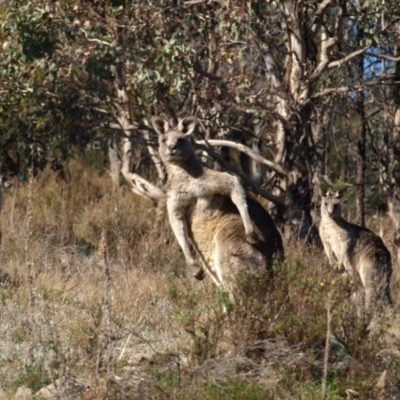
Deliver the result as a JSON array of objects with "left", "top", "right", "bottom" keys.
[
  {"left": 320, "top": 217, "right": 351, "bottom": 257},
  {"left": 167, "top": 164, "right": 221, "bottom": 209}
]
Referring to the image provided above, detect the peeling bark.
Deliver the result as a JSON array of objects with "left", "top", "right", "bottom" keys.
[
  {"left": 108, "top": 139, "right": 122, "bottom": 186},
  {"left": 110, "top": 85, "right": 165, "bottom": 201}
]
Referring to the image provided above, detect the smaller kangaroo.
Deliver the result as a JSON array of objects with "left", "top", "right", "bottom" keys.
[
  {"left": 0, "top": 172, "right": 12, "bottom": 245},
  {"left": 319, "top": 190, "right": 392, "bottom": 312},
  {"left": 151, "top": 115, "right": 284, "bottom": 292}
]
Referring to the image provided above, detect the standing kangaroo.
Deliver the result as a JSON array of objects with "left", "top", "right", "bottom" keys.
[
  {"left": 151, "top": 115, "right": 284, "bottom": 292},
  {"left": 0, "top": 172, "right": 12, "bottom": 245},
  {"left": 319, "top": 190, "right": 392, "bottom": 312}
]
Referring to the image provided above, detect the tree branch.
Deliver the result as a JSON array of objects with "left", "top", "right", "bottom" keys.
[
  {"left": 309, "top": 30, "right": 336, "bottom": 81},
  {"left": 193, "top": 59, "right": 222, "bottom": 81},
  {"left": 195, "top": 143, "right": 284, "bottom": 205},
  {"left": 364, "top": 52, "right": 400, "bottom": 62},
  {"left": 196, "top": 139, "right": 287, "bottom": 176},
  {"left": 312, "top": 74, "right": 398, "bottom": 99},
  {"left": 256, "top": 42, "right": 285, "bottom": 96},
  {"left": 143, "top": 118, "right": 167, "bottom": 184},
  {"left": 254, "top": 100, "right": 292, "bottom": 128},
  {"left": 310, "top": 0, "right": 336, "bottom": 36},
  {"left": 120, "top": 137, "right": 164, "bottom": 200},
  {"left": 328, "top": 45, "right": 370, "bottom": 69},
  {"left": 79, "top": 28, "right": 115, "bottom": 47}
]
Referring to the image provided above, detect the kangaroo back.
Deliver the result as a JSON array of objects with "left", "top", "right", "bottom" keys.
[
  {"left": 189, "top": 195, "right": 284, "bottom": 291},
  {"left": 347, "top": 223, "right": 392, "bottom": 308}
]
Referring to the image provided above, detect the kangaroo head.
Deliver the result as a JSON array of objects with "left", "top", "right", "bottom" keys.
[
  {"left": 151, "top": 116, "right": 197, "bottom": 164},
  {"left": 0, "top": 173, "right": 12, "bottom": 189},
  {"left": 321, "top": 190, "right": 342, "bottom": 218}
]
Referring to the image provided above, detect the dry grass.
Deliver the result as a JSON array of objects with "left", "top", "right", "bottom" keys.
[{"left": 0, "top": 155, "right": 399, "bottom": 399}]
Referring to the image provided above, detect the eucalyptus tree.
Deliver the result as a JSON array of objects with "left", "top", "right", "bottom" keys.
[
  {"left": 377, "top": 9, "right": 400, "bottom": 255},
  {"left": 0, "top": 1, "right": 112, "bottom": 175},
  {"left": 1, "top": 0, "right": 400, "bottom": 242}
]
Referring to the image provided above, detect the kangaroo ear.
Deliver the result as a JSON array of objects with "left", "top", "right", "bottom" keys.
[
  {"left": 334, "top": 190, "right": 340, "bottom": 198},
  {"left": 151, "top": 116, "right": 170, "bottom": 135},
  {"left": 178, "top": 116, "right": 197, "bottom": 136}
]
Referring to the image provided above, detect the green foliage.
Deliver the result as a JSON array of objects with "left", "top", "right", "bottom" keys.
[
  {"left": 290, "top": 380, "right": 343, "bottom": 400},
  {"left": 145, "top": 368, "right": 268, "bottom": 400},
  {"left": 12, "top": 364, "right": 52, "bottom": 392},
  {"left": 0, "top": 1, "right": 112, "bottom": 173},
  {"left": 264, "top": 252, "right": 333, "bottom": 349},
  {"left": 202, "top": 379, "right": 266, "bottom": 400},
  {"left": 170, "top": 283, "right": 228, "bottom": 365}
]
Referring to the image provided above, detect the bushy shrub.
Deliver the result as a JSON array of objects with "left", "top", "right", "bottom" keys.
[{"left": 0, "top": 160, "right": 398, "bottom": 398}]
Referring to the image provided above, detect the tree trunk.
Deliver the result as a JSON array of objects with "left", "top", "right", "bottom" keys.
[
  {"left": 381, "top": 22, "right": 400, "bottom": 257},
  {"left": 388, "top": 106, "right": 400, "bottom": 255},
  {"left": 112, "top": 85, "right": 164, "bottom": 201},
  {"left": 260, "top": 0, "right": 319, "bottom": 242},
  {"left": 108, "top": 139, "right": 122, "bottom": 186},
  {"left": 310, "top": 102, "right": 330, "bottom": 204},
  {"left": 355, "top": 29, "right": 366, "bottom": 226},
  {"left": 355, "top": 90, "right": 366, "bottom": 226}
]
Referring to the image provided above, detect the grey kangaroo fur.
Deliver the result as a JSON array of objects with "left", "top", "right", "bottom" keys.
[
  {"left": 0, "top": 173, "right": 12, "bottom": 245},
  {"left": 319, "top": 190, "right": 392, "bottom": 312},
  {"left": 151, "top": 115, "right": 284, "bottom": 292}
]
